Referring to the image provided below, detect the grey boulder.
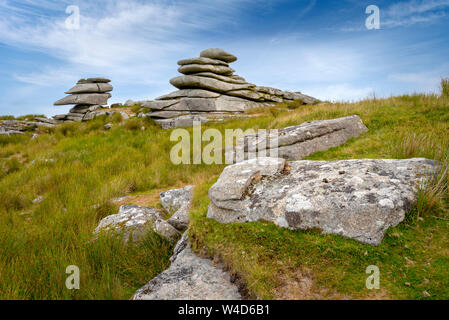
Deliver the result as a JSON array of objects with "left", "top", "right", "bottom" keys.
[
  {"left": 228, "top": 115, "right": 369, "bottom": 162},
  {"left": 200, "top": 48, "right": 237, "bottom": 63},
  {"left": 207, "top": 157, "right": 437, "bottom": 245},
  {"left": 133, "top": 234, "right": 241, "bottom": 300},
  {"left": 94, "top": 204, "right": 180, "bottom": 243}
]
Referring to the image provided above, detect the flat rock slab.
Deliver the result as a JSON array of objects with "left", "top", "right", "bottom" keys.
[
  {"left": 162, "top": 96, "right": 259, "bottom": 113},
  {"left": 77, "top": 77, "right": 111, "bottom": 84},
  {"left": 156, "top": 89, "right": 221, "bottom": 100},
  {"left": 65, "top": 83, "right": 113, "bottom": 94},
  {"left": 153, "top": 113, "right": 256, "bottom": 129},
  {"left": 178, "top": 57, "right": 229, "bottom": 66},
  {"left": 170, "top": 75, "right": 254, "bottom": 93},
  {"left": 133, "top": 235, "right": 241, "bottom": 300},
  {"left": 228, "top": 115, "right": 368, "bottom": 162},
  {"left": 54, "top": 93, "right": 111, "bottom": 106},
  {"left": 207, "top": 157, "right": 437, "bottom": 245},
  {"left": 193, "top": 72, "right": 248, "bottom": 84},
  {"left": 178, "top": 64, "right": 235, "bottom": 76}
]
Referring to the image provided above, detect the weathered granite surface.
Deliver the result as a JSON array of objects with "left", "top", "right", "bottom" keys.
[
  {"left": 227, "top": 115, "right": 368, "bottom": 162},
  {"left": 160, "top": 186, "right": 194, "bottom": 231},
  {"left": 94, "top": 205, "right": 180, "bottom": 242},
  {"left": 133, "top": 234, "right": 242, "bottom": 300},
  {"left": 207, "top": 157, "right": 437, "bottom": 245}
]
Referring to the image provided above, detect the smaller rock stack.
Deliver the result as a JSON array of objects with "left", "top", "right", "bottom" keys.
[
  {"left": 53, "top": 77, "right": 113, "bottom": 122},
  {"left": 142, "top": 48, "right": 318, "bottom": 128}
]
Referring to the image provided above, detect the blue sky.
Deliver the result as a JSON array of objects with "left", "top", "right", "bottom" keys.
[{"left": 1, "top": 0, "right": 449, "bottom": 116}]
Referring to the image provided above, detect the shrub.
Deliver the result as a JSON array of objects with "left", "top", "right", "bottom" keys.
[
  {"left": 411, "top": 160, "right": 448, "bottom": 218},
  {"left": 123, "top": 118, "right": 141, "bottom": 131},
  {"left": 111, "top": 112, "right": 123, "bottom": 124}
]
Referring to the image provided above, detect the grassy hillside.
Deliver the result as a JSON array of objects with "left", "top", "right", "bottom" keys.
[{"left": 0, "top": 94, "right": 448, "bottom": 299}]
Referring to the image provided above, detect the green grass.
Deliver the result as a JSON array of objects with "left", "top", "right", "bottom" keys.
[{"left": 0, "top": 94, "right": 448, "bottom": 299}]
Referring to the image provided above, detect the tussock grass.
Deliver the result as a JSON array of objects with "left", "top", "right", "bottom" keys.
[
  {"left": 441, "top": 78, "right": 449, "bottom": 98},
  {"left": 1, "top": 93, "right": 448, "bottom": 300}
]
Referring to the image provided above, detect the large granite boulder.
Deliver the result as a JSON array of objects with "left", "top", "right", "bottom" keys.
[
  {"left": 227, "top": 115, "right": 368, "bottom": 162},
  {"left": 207, "top": 157, "right": 437, "bottom": 245},
  {"left": 94, "top": 204, "right": 180, "bottom": 243},
  {"left": 133, "top": 234, "right": 241, "bottom": 300}
]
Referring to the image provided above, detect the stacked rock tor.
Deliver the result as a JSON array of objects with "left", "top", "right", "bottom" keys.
[
  {"left": 53, "top": 77, "right": 113, "bottom": 122},
  {"left": 142, "top": 48, "right": 318, "bottom": 128}
]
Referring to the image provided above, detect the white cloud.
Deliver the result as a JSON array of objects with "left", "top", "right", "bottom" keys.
[{"left": 383, "top": 0, "right": 449, "bottom": 27}]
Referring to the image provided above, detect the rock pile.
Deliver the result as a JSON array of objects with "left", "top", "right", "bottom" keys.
[
  {"left": 53, "top": 77, "right": 113, "bottom": 122},
  {"left": 142, "top": 48, "right": 318, "bottom": 128},
  {"left": 0, "top": 118, "right": 59, "bottom": 135},
  {"left": 94, "top": 186, "right": 241, "bottom": 300},
  {"left": 207, "top": 157, "right": 437, "bottom": 246}
]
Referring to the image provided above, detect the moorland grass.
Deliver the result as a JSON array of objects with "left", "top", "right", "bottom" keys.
[{"left": 0, "top": 94, "right": 448, "bottom": 299}]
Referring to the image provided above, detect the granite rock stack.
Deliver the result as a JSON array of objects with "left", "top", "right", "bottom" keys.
[
  {"left": 142, "top": 48, "right": 318, "bottom": 128},
  {"left": 53, "top": 77, "right": 113, "bottom": 122}
]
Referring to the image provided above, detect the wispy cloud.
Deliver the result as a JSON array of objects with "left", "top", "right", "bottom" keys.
[
  {"left": 0, "top": 0, "right": 259, "bottom": 86},
  {"left": 383, "top": 0, "right": 449, "bottom": 27}
]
